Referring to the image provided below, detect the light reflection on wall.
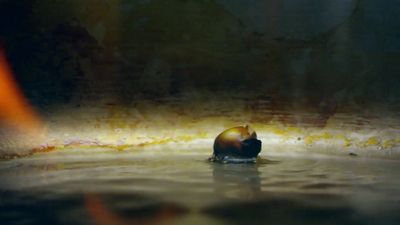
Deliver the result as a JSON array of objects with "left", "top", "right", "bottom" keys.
[
  {"left": 20, "top": 95, "right": 399, "bottom": 159},
  {"left": 0, "top": 0, "right": 399, "bottom": 160},
  {"left": 0, "top": 54, "right": 398, "bottom": 159}
]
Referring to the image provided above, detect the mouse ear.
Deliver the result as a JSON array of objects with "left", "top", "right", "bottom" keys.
[{"left": 246, "top": 125, "right": 257, "bottom": 139}]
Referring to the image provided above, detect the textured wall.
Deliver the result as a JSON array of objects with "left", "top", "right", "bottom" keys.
[
  {"left": 0, "top": 0, "right": 398, "bottom": 106},
  {"left": 0, "top": 0, "right": 400, "bottom": 157}
]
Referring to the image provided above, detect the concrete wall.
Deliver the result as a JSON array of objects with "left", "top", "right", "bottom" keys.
[
  {"left": 0, "top": 0, "right": 398, "bottom": 107},
  {"left": 1, "top": 0, "right": 400, "bottom": 157}
]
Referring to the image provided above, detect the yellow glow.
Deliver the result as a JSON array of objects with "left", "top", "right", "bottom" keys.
[{"left": 25, "top": 111, "right": 400, "bottom": 160}]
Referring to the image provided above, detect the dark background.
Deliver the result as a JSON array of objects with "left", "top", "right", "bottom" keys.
[{"left": 0, "top": 0, "right": 399, "bottom": 113}]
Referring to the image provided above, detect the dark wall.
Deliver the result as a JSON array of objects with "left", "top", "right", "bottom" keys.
[{"left": 0, "top": 0, "right": 399, "bottom": 110}]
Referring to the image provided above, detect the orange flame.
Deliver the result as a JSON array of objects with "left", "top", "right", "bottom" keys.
[{"left": 0, "top": 49, "right": 42, "bottom": 132}]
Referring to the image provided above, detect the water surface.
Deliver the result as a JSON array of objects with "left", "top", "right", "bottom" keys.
[{"left": 0, "top": 150, "right": 399, "bottom": 225}]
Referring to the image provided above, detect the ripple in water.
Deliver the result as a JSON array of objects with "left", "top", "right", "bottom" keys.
[{"left": 0, "top": 152, "right": 400, "bottom": 225}]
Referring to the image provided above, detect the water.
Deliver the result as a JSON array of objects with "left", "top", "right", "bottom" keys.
[{"left": 0, "top": 150, "right": 400, "bottom": 225}]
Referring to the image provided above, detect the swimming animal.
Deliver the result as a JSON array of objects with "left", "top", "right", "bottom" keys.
[{"left": 211, "top": 125, "right": 262, "bottom": 163}]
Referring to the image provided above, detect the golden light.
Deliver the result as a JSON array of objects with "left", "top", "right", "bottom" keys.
[
  {"left": 0, "top": 47, "right": 397, "bottom": 159},
  {"left": 0, "top": 49, "right": 42, "bottom": 132}
]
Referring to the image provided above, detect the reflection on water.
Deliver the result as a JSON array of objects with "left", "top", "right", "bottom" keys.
[
  {"left": 0, "top": 151, "right": 400, "bottom": 225},
  {"left": 85, "top": 194, "right": 188, "bottom": 225},
  {"left": 212, "top": 163, "right": 262, "bottom": 200}
]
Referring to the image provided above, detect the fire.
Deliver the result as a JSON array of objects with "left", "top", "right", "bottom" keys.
[{"left": 0, "top": 49, "right": 42, "bottom": 132}]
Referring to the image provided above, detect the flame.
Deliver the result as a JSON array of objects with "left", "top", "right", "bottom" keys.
[{"left": 0, "top": 49, "right": 42, "bottom": 132}]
